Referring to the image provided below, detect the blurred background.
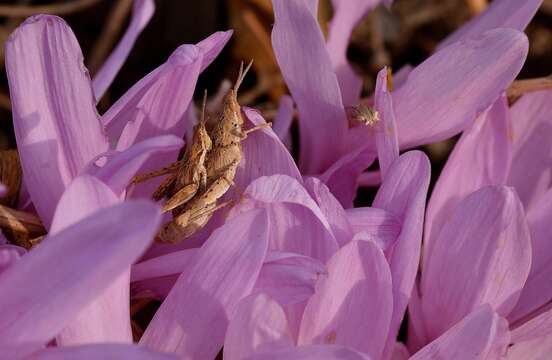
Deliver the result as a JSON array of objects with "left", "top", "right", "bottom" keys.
[{"left": 0, "top": 0, "right": 550, "bottom": 193}]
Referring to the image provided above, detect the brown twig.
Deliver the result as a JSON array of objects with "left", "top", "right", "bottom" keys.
[
  {"left": 0, "top": 0, "right": 103, "bottom": 17},
  {"left": 88, "top": 0, "right": 133, "bottom": 74},
  {"left": 507, "top": 76, "right": 552, "bottom": 103}
]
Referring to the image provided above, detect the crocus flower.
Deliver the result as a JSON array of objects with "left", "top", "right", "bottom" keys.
[
  {"left": 270, "top": 0, "right": 537, "bottom": 207},
  {"left": 410, "top": 88, "right": 552, "bottom": 358}
]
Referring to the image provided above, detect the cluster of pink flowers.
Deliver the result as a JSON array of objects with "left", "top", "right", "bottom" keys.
[{"left": 1, "top": 0, "right": 550, "bottom": 359}]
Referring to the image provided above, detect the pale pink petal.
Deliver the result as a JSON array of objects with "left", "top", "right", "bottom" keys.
[
  {"left": 0, "top": 200, "right": 161, "bottom": 357},
  {"left": 132, "top": 250, "right": 324, "bottom": 304},
  {"left": 411, "top": 306, "right": 510, "bottom": 360},
  {"left": 421, "top": 186, "right": 532, "bottom": 340},
  {"left": 48, "top": 176, "right": 133, "bottom": 346},
  {"left": 511, "top": 304, "right": 552, "bottom": 343},
  {"left": 224, "top": 294, "right": 294, "bottom": 360},
  {"left": 424, "top": 95, "right": 512, "bottom": 269},
  {"left": 0, "top": 244, "right": 25, "bottom": 274},
  {"left": 82, "top": 135, "right": 184, "bottom": 197},
  {"left": 246, "top": 345, "right": 371, "bottom": 360},
  {"left": 102, "top": 30, "right": 232, "bottom": 143},
  {"left": 372, "top": 151, "right": 430, "bottom": 357},
  {"left": 27, "top": 344, "right": 177, "bottom": 360},
  {"left": 92, "top": 0, "right": 155, "bottom": 100},
  {"left": 320, "top": 145, "right": 376, "bottom": 207},
  {"left": 238, "top": 108, "right": 302, "bottom": 189},
  {"left": 272, "top": 0, "right": 348, "bottom": 174},
  {"left": 394, "top": 29, "right": 528, "bottom": 149},
  {"left": 298, "top": 240, "right": 393, "bottom": 360},
  {"left": 239, "top": 175, "right": 339, "bottom": 262},
  {"left": 508, "top": 335, "right": 552, "bottom": 359},
  {"left": 326, "top": 0, "right": 378, "bottom": 105},
  {"left": 345, "top": 207, "right": 401, "bottom": 251},
  {"left": 507, "top": 90, "right": 552, "bottom": 209},
  {"left": 271, "top": 96, "right": 294, "bottom": 143},
  {"left": 509, "top": 189, "right": 552, "bottom": 322},
  {"left": 252, "top": 252, "right": 326, "bottom": 306},
  {"left": 374, "top": 67, "right": 399, "bottom": 179},
  {"left": 304, "top": 177, "right": 354, "bottom": 247},
  {"left": 140, "top": 209, "right": 269, "bottom": 358},
  {"left": 438, "top": 0, "right": 542, "bottom": 49},
  {"left": 5, "top": 15, "right": 109, "bottom": 227}
]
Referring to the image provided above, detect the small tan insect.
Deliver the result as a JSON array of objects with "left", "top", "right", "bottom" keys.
[
  {"left": 346, "top": 104, "right": 380, "bottom": 127},
  {"left": 0, "top": 204, "right": 46, "bottom": 249}
]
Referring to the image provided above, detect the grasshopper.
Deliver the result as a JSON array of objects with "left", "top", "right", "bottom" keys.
[{"left": 132, "top": 91, "right": 212, "bottom": 212}]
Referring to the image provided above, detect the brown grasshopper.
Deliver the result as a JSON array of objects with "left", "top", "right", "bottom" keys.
[{"left": 158, "top": 61, "right": 270, "bottom": 243}]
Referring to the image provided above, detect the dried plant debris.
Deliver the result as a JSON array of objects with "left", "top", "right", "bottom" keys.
[
  {"left": 0, "top": 149, "right": 22, "bottom": 207},
  {"left": 0, "top": 204, "right": 46, "bottom": 249}
]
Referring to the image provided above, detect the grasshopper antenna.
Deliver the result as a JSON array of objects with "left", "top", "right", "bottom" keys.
[{"left": 234, "top": 60, "right": 253, "bottom": 92}]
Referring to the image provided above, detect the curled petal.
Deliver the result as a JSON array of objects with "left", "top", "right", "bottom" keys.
[{"left": 374, "top": 67, "right": 399, "bottom": 179}]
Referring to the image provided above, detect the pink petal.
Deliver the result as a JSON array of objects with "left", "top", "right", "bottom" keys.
[
  {"left": 5, "top": 15, "right": 109, "bottom": 227},
  {"left": 320, "top": 145, "right": 376, "bottom": 207},
  {"left": 253, "top": 252, "right": 326, "bottom": 306},
  {"left": 272, "top": 0, "right": 348, "bottom": 174},
  {"left": 423, "top": 95, "right": 512, "bottom": 270},
  {"left": 507, "top": 335, "right": 552, "bottom": 359},
  {"left": 411, "top": 306, "right": 510, "bottom": 360},
  {"left": 49, "top": 176, "right": 133, "bottom": 346},
  {"left": 345, "top": 207, "right": 401, "bottom": 251},
  {"left": 511, "top": 304, "right": 552, "bottom": 343},
  {"left": 438, "top": 0, "right": 542, "bottom": 49},
  {"left": 271, "top": 95, "right": 295, "bottom": 142},
  {"left": 239, "top": 175, "right": 339, "bottom": 262},
  {"left": 507, "top": 90, "right": 552, "bottom": 209},
  {"left": 390, "top": 343, "right": 409, "bottom": 360},
  {"left": 82, "top": 135, "right": 184, "bottom": 197},
  {"left": 0, "top": 200, "right": 161, "bottom": 357},
  {"left": 374, "top": 67, "right": 399, "bottom": 179},
  {"left": 326, "top": 0, "right": 378, "bottom": 105},
  {"left": 131, "top": 248, "right": 198, "bottom": 283},
  {"left": 224, "top": 294, "right": 294, "bottom": 360},
  {"left": 102, "top": 30, "right": 231, "bottom": 144},
  {"left": 372, "top": 151, "right": 430, "bottom": 356},
  {"left": 406, "top": 284, "right": 429, "bottom": 354},
  {"left": 27, "top": 344, "right": 177, "bottom": 360},
  {"left": 0, "top": 244, "right": 26, "bottom": 274},
  {"left": 140, "top": 209, "right": 269, "bottom": 358},
  {"left": 247, "top": 344, "right": 371, "bottom": 360},
  {"left": 238, "top": 108, "right": 302, "bottom": 189},
  {"left": 394, "top": 29, "right": 528, "bottom": 149},
  {"left": 92, "top": 0, "right": 155, "bottom": 100},
  {"left": 421, "top": 186, "right": 532, "bottom": 340},
  {"left": 304, "top": 177, "right": 354, "bottom": 247},
  {"left": 509, "top": 188, "right": 552, "bottom": 322},
  {"left": 298, "top": 240, "right": 393, "bottom": 359}
]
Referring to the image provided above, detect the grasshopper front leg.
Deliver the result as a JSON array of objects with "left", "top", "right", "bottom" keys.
[{"left": 131, "top": 161, "right": 182, "bottom": 185}]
